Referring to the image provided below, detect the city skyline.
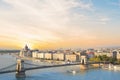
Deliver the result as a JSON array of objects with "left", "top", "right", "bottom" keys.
[{"left": 0, "top": 0, "right": 120, "bottom": 49}]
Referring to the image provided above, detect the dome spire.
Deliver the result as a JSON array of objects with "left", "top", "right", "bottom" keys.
[{"left": 24, "top": 44, "right": 29, "bottom": 51}]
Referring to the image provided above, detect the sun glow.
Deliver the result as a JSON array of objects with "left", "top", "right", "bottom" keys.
[
  {"left": 20, "top": 42, "right": 33, "bottom": 49},
  {"left": 0, "top": 0, "right": 120, "bottom": 49}
]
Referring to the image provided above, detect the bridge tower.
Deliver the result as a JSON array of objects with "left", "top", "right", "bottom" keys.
[
  {"left": 16, "top": 59, "right": 26, "bottom": 78},
  {"left": 80, "top": 55, "right": 87, "bottom": 64},
  {"left": 80, "top": 55, "right": 88, "bottom": 70}
]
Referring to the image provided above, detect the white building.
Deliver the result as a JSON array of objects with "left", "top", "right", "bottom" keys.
[
  {"left": 65, "top": 54, "right": 79, "bottom": 62},
  {"left": 53, "top": 53, "right": 65, "bottom": 61},
  {"left": 44, "top": 53, "right": 53, "bottom": 60},
  {"left": 32, "top": 52, "right": 38, "bottom": 58},
  {"left": 32, "top": 52, "right": 44, "bottom": 59},
  {"left": 117, "top": 54, "right": 120, "bottom": 59}
]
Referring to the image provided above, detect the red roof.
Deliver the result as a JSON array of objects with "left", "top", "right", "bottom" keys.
[{"left": 87, "top": 52, "right": 94, "bottom": 55}]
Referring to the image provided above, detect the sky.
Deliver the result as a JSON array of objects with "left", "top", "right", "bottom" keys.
[{"left": 0, "top": 0, "right": 120, "bottom": 49}]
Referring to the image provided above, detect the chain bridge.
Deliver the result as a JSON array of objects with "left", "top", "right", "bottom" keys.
[
  {"left": 0, "top": 58, "right": 82, "bottom": 77},
  {"left": 0, "top": 56, "right": 108, "bottom": 78}
]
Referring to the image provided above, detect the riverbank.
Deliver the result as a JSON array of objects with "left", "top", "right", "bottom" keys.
[{"left": 102, "top": 64, "right": 120, "bottom": 71}]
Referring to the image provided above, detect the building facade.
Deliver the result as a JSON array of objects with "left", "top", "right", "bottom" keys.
[
  {"left": 44, "top": 53, "right": 53, "bottom": 60},
  {"left": 53, "top": 53, "right": 65, "bottom": 61},
  {"left": 19, "top": 45, "right": 32, "bottom": 57},
  {"left": 65, "top": 54, "right": 79, "bottom": 62}
]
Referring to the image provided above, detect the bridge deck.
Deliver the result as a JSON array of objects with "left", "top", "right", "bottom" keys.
[
  {"left": 0, "top": 63, "right": 80, "bottom": 74},
  {"left": 0, "top": 61, "right": 109, "bottom": 74},
  {"left": 25, "top": 63, "right": 80, "bottom": 71},
  {"left": 0, "top": 70, "right": 16, "bottom": 74}
]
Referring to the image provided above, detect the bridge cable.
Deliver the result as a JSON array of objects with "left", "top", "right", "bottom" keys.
[
  {"left": 24, "top": 62, "right": 41, "bottom": 67},
  {"left": 0, "top": 63, "right": 16, "bottom": 72}
]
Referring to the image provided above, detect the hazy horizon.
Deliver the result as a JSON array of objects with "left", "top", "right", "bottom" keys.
[{"left": 0, "top": 0, "right": 120, "bottom": 49}]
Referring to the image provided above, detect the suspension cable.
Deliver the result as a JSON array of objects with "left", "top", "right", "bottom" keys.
[
  {"left": 0, "top": 63, "right": 16, "bottom": 71},
  {"left": 24, "top": 62, "right": 40, "bottom": 67}
]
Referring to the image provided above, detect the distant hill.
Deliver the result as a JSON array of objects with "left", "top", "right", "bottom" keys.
[{"left": 0, "top": 50, "right": 20, "bottom": 53}]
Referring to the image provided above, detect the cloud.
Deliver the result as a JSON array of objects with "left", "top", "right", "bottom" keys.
[
  {"left": 0, "top": 0, "right": 93, "bottom": 34},
  {"left": 0, "top": 0, "right": 107, "bottom": 48},
  {"left": 99, "top": 16, "right": 110, "bottom": 24}
]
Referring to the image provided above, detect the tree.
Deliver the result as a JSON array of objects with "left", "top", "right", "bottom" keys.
[{"left": 89, "top": 55, "right": 116, "bottom": 63}]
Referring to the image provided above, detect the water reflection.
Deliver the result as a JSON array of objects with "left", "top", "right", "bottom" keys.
[{"left": 16, "top": 78, "right": 26, "bottom": 80}]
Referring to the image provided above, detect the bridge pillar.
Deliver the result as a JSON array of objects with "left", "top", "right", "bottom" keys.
[
  {"left": 80, "top": 55, "right": 87, "bottom": 65},
  {"left": 16, "top": 59, "right": 26, "bottom": 78},
  {"left": 80, "top": 55, "right": 88, "bottom": 70}
]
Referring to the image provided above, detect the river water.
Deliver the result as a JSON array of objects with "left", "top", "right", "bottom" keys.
[{"left": 0, "top": 54, "right": 120, "bottom": 80}]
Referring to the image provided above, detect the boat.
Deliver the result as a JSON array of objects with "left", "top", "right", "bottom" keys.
[
  {"left": 67, "top": 70, "right": 76, "bottom": 74},
  {"left": 72, "top": 70, "right": 76, "bottom": 74}
]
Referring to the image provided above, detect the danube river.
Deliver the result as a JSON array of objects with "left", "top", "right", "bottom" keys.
[{"left": 0, "top": 54, "right": 120, "bottom": 80}]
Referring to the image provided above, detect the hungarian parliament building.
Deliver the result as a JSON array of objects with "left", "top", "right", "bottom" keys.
[{"left": 19, "top": 45, "right": 32, "bottom": 57}]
